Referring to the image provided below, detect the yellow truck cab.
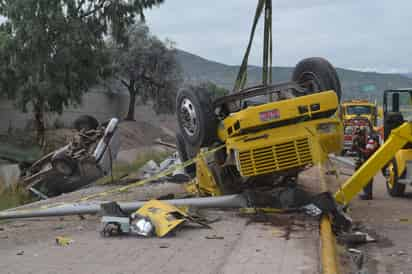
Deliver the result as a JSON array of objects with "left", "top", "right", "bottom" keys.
[
  {"left": 176, "top": 57, "right": 344, "bottom": 195},
  {"left": 341, "top": 100, "right": 378, "bottom": 126}
]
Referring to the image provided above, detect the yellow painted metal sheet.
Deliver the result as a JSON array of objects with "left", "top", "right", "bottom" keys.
[
  {"left": 135, "top": 200, "right": 188, "bottom": 237},
  {"left": 226, "top": 117, "right": 342, "bottom": 176},
  {"left": 394, "top": 149, "right": 412, "bottom": 175},
  {"left": 219, "top": 90, "right": 338, "bottom": 141},
  {"left": 195, "top": 154, "right": 222, "bottom": 196}
]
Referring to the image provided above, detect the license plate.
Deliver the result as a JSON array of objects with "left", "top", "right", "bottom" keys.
[{"left": 259, "top": 109, "right": 280, "bottom": 121}]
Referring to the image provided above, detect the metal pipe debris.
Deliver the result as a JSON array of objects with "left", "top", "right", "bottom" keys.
[
  {"left": 329, "top": 155, "right": 356, "bottom": 168},
  {"left": 0, "top": 194, "right": 248, "bottom": 220}
]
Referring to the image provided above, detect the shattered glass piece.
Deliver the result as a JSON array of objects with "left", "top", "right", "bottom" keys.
[{"left": 302, "top": 203, "right": 323, "bottom": 216}]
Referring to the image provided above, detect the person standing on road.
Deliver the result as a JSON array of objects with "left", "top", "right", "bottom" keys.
[{"left": 352, "top": 127, "right": 380, "bottom": 200}]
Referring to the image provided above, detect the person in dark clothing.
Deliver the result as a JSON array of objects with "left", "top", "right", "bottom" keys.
[{"left": 352, "top": 127, "right": 380, "bottom": 200}]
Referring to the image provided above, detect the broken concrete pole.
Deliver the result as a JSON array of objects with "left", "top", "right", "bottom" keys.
[{"left": 0, "top": 194, "right": 248, "bottom": 220}]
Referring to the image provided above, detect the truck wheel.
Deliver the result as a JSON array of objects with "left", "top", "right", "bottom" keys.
[
  {"left": 386, "top": 159, "right": 406, "bottom": 197},
  {"left": 292, "top": 57, "right": 342, "bottom": 102},
  {"left": 176, "top": 86, "right": 218, "bottom": 147},
  {"left": 73, "top": 115, "right": 99, "bottom": 131},
  {"left": 176, "top": 133, "right": 196, "bottom": 178}
]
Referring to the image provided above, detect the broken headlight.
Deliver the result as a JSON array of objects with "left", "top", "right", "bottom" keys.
[{"left": 130, "top": 214, "right": 154, "bottom": 237}]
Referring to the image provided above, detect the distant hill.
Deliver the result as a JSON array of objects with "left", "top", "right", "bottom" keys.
[
  {"left": 175, "top": 50, "right": 412, "bottom": 103},
  {"left": 402, "top": 73, "right": 412, "bottom": 79}
]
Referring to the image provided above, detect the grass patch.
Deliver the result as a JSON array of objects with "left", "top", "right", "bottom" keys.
[
  {"left": 95, "top": 150, "right": 172, "bottom": 185},
  {"left": 0, "top": 185, "right": 35, "bottom": 211},
  {"left": 0, "top": 143, "right": 42, "bottom": 163}
]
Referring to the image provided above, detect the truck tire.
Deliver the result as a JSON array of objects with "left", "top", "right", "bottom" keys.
[
  {"left": 386, "top": 159, "right": 406, "bottom": 197},
  {"left": 73, "top": 115, "right": 99, "bottom": 131},
  {"left": 292, "top": 57, "right": 342, "bottom": 102},
  {"left": 176, "top": 86, "right": 218, "bottom": 147},
  {"left": 176, "top": 133, "right": 196, "bottom": 178}
]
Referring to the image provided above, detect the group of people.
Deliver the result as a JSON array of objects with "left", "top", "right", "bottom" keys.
[{"left": 351, "top": 126, "right": 380, "bottom": 200}]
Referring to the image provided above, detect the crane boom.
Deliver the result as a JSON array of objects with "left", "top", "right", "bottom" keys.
[{"left": 334, "top": 122, "right": 412, "bottom": 205}]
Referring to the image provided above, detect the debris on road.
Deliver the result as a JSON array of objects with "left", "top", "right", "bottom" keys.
[
  {"left": 100, "top": 201, "right": 132, "bottom": 237},
  {"left": 101, "top": 216, "right": 131, "bottom": 237},
  {"left": 397, "top": 250, "right": 407, "bottom": 256},
  {"left": 339, "top": 231, "right": 376, "bottom": 245},
  {"left": 301, "top": 204, "right": 322, "bottom": 217},
  {"left": 154, "top": 138, "right": 176, "bottom": 149},
  {"left": 11, "top": 223, "right": 27, "bottom": 228},
  {"left": 55, "top": 236, "right": 73, "bottom": 246},
  {"left": 138, "top": 152, "right": 185, "bottom": 181},
  {"left": 399, "top": 218, "right": 411, "bottom": 223},
  {"left": 134, "top": 200, "right": 189, "bottom": 237},
  {"left": 348, "top": 248, "right": 364, "bottom": 269},
  {"left": 205, "top": 235, "right": 224, "bottom": 240},
  {"left": 131, "top": 216, "right": 154, "bottom": 237},
  {"left": 16, "top": 250, "right": 24, "bottom": 256},
  {"left": 139, "top": 160, "right": 160, "bottom": 178},
  {"left": 100, "top": 200, "right": 212, "bottom": 238}
]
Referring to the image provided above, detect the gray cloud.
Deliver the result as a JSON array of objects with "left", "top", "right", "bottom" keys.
[{"left": 146, "top": 0, "right": 412, "bottom": 72}]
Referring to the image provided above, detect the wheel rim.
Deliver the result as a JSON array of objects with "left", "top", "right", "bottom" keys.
[
  {"left": 298, "top": 72, "right": 321, "bottom": 93},
  {"left": 180, "top": 98, "right": 198, "bottom": 137}
]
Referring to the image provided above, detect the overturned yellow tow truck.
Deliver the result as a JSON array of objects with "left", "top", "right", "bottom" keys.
[{"left": 176, "top": 58, "right": 343, "bottom": 195}]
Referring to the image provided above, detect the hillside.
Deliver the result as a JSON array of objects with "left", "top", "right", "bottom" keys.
[
  {"left": 176, "top": 50, "right": 412, "bottom": 103},
  {"left": 402, "top": 73, "right": 412, "bottom": 79}
]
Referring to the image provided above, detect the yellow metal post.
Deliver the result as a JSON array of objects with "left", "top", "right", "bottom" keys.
[
  {"left": 318, "top": 164, "right": 340, "bottom": 274},
  {"left": 335, "top": 122, "right": 412, "bottom": 205},
  {"left": 320, "top": 216, "right": 339, "bottom": 274}
]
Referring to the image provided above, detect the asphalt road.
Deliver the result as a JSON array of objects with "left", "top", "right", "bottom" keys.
[
  {"left": 0, "top": 210, "right": 320, "bottom": 274},
  {"left": 343, "top": 172, "right": 412, "bottom": 274},
  {"left": 0, "top": 175, "right": 322, "bottom": 274}
]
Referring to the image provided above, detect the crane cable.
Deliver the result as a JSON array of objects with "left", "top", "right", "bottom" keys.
[{"left": 233, "top": 0, "right": 273, "bottom": 92}]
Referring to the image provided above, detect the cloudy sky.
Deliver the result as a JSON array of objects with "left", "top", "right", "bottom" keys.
[{"left": 145, "top": 0, "right": 412, "bottom": 73}]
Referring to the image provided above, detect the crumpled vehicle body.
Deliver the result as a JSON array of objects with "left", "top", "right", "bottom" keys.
[{"left": 22, "top": 118, "right": 120, "bottom": 197}]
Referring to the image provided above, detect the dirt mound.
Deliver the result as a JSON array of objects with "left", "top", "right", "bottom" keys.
[{"left": 118, "top": 121, "right": 175, "bottom": 150}]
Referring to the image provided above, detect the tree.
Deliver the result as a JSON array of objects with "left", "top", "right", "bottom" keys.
[
  {"left": 108, "top": 23, "right": 182, "bottom": 120},
  {"left": 199, "top": 81, "right": 229, "bottom": 99},
  {"left": 0, "top": 0, "right": 164, "bottom": 145}
]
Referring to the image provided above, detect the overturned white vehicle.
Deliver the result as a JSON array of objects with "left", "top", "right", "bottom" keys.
[{"left": 22, "top": 116, "right": 120, "bottom": 197}]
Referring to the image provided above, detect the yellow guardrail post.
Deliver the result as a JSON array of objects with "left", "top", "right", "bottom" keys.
[
  {"left": 318, "top": 164, "right": 340, "bottom": 274},
  {"left": 320, "top": 215, "right": 339, "bottom": 274}
]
